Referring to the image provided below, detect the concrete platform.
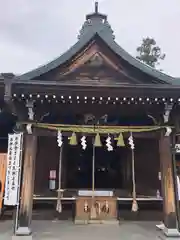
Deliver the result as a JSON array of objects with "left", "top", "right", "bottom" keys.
[{"left": 0, "top": 220, "right": 177, "bottom": 240}]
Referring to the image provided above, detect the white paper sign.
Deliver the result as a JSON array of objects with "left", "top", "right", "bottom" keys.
[
  {"left": 49, "top": 170, "right": 56, "bottom": 179},
  {"left": 175, "top": 144, "right": 180, "bottom": 153},
  {"left": 4, "top": 133, "right": 23, "bottom": 206},
  {"left": 78, "top": 190, "right": 113, "bottom": 197}
]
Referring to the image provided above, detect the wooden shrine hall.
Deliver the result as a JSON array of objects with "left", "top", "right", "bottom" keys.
[{"left": 1, "top": 1, "right": 180, "bottom": 237}]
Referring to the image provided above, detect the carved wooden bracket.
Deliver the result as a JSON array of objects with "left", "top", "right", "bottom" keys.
[
  {"left": 4, "top": 80, "right": 12, "bottom": 103},
  {"left": 26, "top": 124, "right": 33, "bottom": 134},
  {"left": 163, "top": 103, "right": 174, "bottom": 123},
  {"left": 26, "top": 100, "right": 35, "bottom": 121},
  {"left": 165, "top": 127, "right": 172, "bottom": 137},
  {"left": 3, "top": 81, "right": 19, "bottom": 119}
]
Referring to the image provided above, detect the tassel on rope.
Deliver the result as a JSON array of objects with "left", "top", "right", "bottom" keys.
[
  {"left": 128, "top": 132, "right": 138, "bottom": 212},
  {"left": 69, "top": 132, "right": 78, "bottom": 146},
  {"left": 132, "top": 199, "right": 138, "bottom": 212},
  {"left": 116, "top": 133, "right": 125, "bottom": 147},
  {"left": 56, "top": 131, "right": 63, "bottom": 213},
  {"left": 56, "top": 189, "right": 62, "bottom": 213},
  {"left": 94, "top": 133, "right": 102, "bottom": 147},
  {"left": 90, "top": 144, "right": 96, "bottom": 219}
]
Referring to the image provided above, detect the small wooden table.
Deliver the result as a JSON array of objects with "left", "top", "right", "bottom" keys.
[{"left": 75, "top": 191, "right": 118, "bottom": 224}]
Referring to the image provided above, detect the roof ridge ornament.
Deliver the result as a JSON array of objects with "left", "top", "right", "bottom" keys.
[
  {"left": 95, "top": 1, "right": 99, "bottom": 14},
  {"left": 86, "top": 1, "right": 107, "bottom": 21},
  {"left": 78, "top": 1, "right": 115, "bottom": 40}
]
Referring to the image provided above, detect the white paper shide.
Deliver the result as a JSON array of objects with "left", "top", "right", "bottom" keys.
[{"left": 4, "top": 133, "right": 23, "bottom": 206}]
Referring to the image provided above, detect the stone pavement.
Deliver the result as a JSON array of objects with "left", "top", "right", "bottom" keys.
[{"left": 0, "top": 220, "right": 171, "bottom": 240}]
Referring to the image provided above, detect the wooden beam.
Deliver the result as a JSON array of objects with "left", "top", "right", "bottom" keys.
[
  {"left": 159, "top": 131, "right": 180, "bottom": 237},
  {"left": 16, "top": 134, "right": 37, "bottom": 236}
]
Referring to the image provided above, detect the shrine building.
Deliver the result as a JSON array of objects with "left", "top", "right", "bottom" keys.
[{"left": 1, "top": 2, "right": 180, "bottom": 237}]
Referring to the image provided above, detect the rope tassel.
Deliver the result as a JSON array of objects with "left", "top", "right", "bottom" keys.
[
  {"left": 69, "top": 132, "right": 78, "bottom": 146},
  {"left": 94, "top": 133, "right": 102, "bottom": 147},
  {"left": 56, "top": 190, "right": 62, "bottom": 213},
  {"left": 128, "top": 132, "right": 138, "bottom": 212},
  {"left": 116, "top": 133, "right": 125, "bottom": 147},
  {"left": 56, "top": 144, "right": 63, "bottom": 213},
  {"left": 132, "top": 199, "right": 138, "bottom": 212}
]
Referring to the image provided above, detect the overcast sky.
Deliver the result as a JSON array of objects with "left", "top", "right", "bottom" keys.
[{"left": 0, "top": 0, "right": 180, "bottom": 77}]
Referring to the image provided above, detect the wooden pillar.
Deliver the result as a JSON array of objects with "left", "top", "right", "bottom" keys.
[
  {"left": 159, "top": 131, "right": 180, "bottom": 236},
  {"left": 16, "top": 134, "right": 37, "bottom": 236}
]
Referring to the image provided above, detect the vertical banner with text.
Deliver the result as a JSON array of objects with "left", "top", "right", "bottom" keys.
[{"left": 4, "top": 133, "right": 23, "bottom": 206}]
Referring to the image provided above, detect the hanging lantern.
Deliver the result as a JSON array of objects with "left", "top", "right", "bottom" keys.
[
  {"left": 116, "top": 133, "right": 125, "bottom": 147},
  {"left": 69, "top": 132, "right": 78, "bottom": 146},
  {"left": 94, "top": 133, "right": 102, "bottom": 147}
]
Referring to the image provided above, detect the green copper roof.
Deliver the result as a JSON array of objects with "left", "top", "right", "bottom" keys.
[{"left": 16, "top": 2, "right": 180, "bottom": 85}]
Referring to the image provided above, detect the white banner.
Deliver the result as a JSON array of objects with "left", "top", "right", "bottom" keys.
[
  {"left": 49, "top": 170, "right": 56, "bottom": 179},
  {"left": 4, "top": 133, "right": 23, "bottom": 206}
]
